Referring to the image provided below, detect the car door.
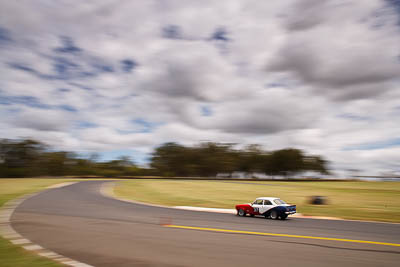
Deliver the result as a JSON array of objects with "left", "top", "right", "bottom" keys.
[
  {"left": 251, "top": 199, "right": 263, "bottom": 214},
  {"left": 259, "top": 199, "right": 274, "bottom": 214}
]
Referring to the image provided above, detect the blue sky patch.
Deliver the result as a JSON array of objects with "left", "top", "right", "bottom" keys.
[
  {"left": 8, "top": 63, "right": 37, "bottom": 73},
  {"left": 121, "top": 59, "right": 137, "bottom": 72},
  {"left": 68, "top": 82, "right": 93, "bottom": 91},
  {"left": 201, "top": 105, "right": 213, "bottom": 116},
  {"left": 386, "top": 0, "right": 400, "bottom": 25},
  {"left": 53, "top": 57, "right": 80, "bottom": 77},
  {"left": 58, "top": 88, "right": 71, "bottom": 93},
  {"left": 265, "top": 82, "right": 286, "bottom": 88},
  {"left": 211, "top": 28, "right": 230, "bottom": 42},
  {"left": 0, "top": 27, "right": 12, "bottom": 44},
  {"left": 0, "top": 92, "right": 81, "bottom": 112},
  {"left": 46, "top": 57, "right": 100, "bottom": 80},
  {"left": 0, "top": 94, "right": 50, "bottom": 109},
  {"left": 92, "top": 61, "right": 114, "bottom": 73},
  {"left": 132, "top": 118, "right": 159, "bottom": 133},
  {"left": 337, "top": 113, "right": 371, "bottom": 121},
  {"left": 98, "top": 149, "right": 149, "bottom": 165},
  {"left": 76, "top": 121, "right": 97, "bottom": 129},
  {"left": 344, "top": 138, "right": 400, "bottom": 151},
  {"left": 58, "top": 104, "right": 77, "bottom": 112},
  {"left": 54, "top": 36, "right": 82, "bottom": 53},
  {"left": 162, "top": 25, "right": 182, "bottom": 39},
  {"left": 10, "top": 58, "right": 86, "bottom": 81}
]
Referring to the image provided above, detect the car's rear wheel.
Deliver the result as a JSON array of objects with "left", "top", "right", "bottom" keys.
[
  {"left": 238, "top": 209, "right": 246, "bottom": 217},
  {"left": 270, "top": 210, "right": 278, "bottom": 220}
]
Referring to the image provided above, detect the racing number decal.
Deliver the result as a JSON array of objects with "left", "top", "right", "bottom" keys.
[{"left": 253, "top": 207, "right": 259, "bottom": 213}]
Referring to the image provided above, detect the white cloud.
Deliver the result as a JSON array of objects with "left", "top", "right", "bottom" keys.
[{"left": 0, "top": 0, "right": 399, "bottom": 175}]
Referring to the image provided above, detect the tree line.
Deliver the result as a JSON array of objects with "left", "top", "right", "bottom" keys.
[
  {"left": 151, "top": 142, "right": 329, "bottom": 177},
  {"left": 0, "top": 139, "right": 329, "bottom": 178},
  {"left": 0, "top": 139, "right": 145, "bottom": 178}
]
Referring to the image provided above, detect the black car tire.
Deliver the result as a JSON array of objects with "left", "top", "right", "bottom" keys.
[
  {"left": 270, "top": 210, "right": 278, "bottom": 220},
  {"left": 238, "top": 209, "right": 246, "bottom": 217}
]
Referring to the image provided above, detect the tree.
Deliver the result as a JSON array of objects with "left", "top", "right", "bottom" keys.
[
  {"left": 150, "top": 143, "right": 189, "bottom": 176},
  {"left": 41, "top": 151, "right": 73, "bottom": 176},
  {"left": 0, "top": 139, "right": 46, "bottom": 177},
  {"left": 304, "top": 156, "right": 330, "bottom": 175},
  {"left": 195, "top": 142, "right": 238, "bottom": 177},
  {"left": 268, "top": 149, "right": 305, "bottom": 177},
  {"left": 98, "top": 156, "right": 139, "bottom": 176},
  {"left": 237, "top": 145, "right": 266, "bottom": 176}
]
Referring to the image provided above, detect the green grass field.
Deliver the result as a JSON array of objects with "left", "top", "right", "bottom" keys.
[
  {"left": 0, "top": 178, "right": 74, "bottom": 267},
  {"left": 114, "top": 179, "right": 400, "bottom": 223}
]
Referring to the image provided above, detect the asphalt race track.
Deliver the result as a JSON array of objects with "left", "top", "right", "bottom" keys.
[{"left": 11, "top": 181, "right": 400, "bottom": 267}]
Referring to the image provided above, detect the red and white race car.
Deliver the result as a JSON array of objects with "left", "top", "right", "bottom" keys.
[{"left": 236, "top": 197, "right": 296, "bottom": 220}]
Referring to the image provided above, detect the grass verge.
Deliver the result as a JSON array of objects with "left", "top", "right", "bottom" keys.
[
  {"left": 0, "top": 178, "right": 74, "bottom": 267},
  {"left": 114, "top": 179, "right": 400, "bottom": 223}
]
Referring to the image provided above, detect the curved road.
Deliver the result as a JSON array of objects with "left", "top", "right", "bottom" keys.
[{"left": 11, "top": 181, "right": 400, "bottom": 267}]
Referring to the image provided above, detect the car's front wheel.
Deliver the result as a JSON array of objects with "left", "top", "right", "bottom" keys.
[{"left": 238, "top": 209, "right": 246, "bottom": 217}]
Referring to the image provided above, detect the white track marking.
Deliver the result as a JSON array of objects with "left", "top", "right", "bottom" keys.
[
  {"left": 23, "top": 244, "right": 44, "bottom": 251},
  {"left": 174, "top": 206, "right": 237, "bottom": 214},
  {"left": 47, "top": 182, "right": 78, "bottom": 189},
  {"left": 11, "top": 238, "right": 31, "bottom": 245}
]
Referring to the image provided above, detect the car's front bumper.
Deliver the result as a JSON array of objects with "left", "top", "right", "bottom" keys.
[{"left": 285, "top": 211, "right": 296, "bottom": 215}]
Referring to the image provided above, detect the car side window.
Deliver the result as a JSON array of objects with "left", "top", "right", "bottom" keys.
[
  {"left": 254, "top": 199, "right": 263, "bottom": 205},
  {"left": 264, "top": 200, "right": 272, "bottom": 205}
]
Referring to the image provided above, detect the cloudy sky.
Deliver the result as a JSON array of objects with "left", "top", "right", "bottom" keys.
[{"left": 0, "top": 0, "right": 399, "bottom": 176}]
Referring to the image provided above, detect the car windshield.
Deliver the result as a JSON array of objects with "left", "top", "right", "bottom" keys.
[{"left": 273, "top": 199, "right": 286, "bottom": 205}]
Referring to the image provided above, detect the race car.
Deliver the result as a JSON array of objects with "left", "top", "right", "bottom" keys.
[{"left": 235, "top": 197, "right": 296, "bottom": 220}]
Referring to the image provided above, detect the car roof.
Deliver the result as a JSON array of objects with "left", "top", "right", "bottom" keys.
[{"left": 256, "top": 197, "right": 280, "bottom": 201}]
